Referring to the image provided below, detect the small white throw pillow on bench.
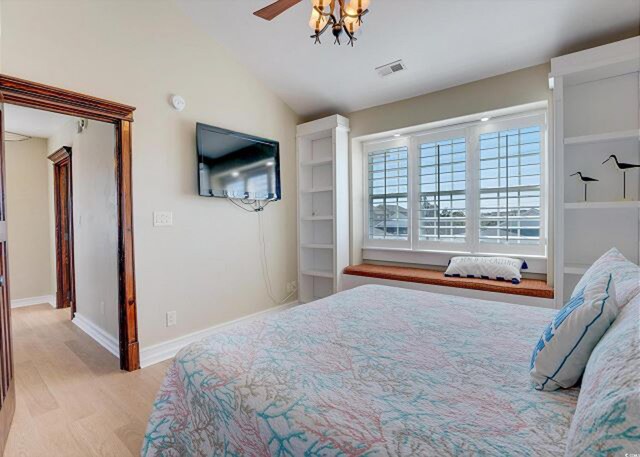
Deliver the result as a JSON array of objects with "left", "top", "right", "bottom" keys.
[{"left": 444, "top": 256, "right": 527, "bottom": 284}]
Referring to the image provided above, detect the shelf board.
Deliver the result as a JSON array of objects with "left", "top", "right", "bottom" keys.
[
  {"left": 301, "top": 186, "right": 333, "bottom": 194},
  {"left": 301, "top": 269, "right": 334, "bottom": 279},
  {"left": 301, "top": 158, "right": 333, "bottom": 166},
  {"left": 564, "top": 263, "right": 590, "bottom": 275},
  {"left": 301, "top": 243, "right": 334, "bottom": 250},
  {"left": 564, "top": 129, "right": 639, "bottom": 146},
  {"left": 301, "top": 215, "right": 334, "bottom": 221},
  {"left": 565, "top": 201, "right": 640, "bottom": 210}
]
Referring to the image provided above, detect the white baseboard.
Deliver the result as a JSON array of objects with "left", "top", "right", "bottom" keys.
[
  {"left": 11, "top": 295, "right": 56, "bottom": 309},
  {"left": 140, "top": 300, "right": 299, "bottom": 368},
  {"left": 72, "top": 312, "right": 120, "bottom": 359}
]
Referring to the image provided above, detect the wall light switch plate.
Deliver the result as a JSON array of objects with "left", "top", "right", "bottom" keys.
[
  {"left": 166, "top": 311, "right": 177, "bottom": 327},
  {"left": 153, "top": 211, "right": 173, "bottom": 227}
]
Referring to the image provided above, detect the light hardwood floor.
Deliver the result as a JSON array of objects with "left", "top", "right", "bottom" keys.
[{"left": 4, "top": 304, "right": 170, "bottom": 457}]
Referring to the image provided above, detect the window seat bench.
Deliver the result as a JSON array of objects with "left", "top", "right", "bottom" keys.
[{"left": 343, "top": 264, "right": 554, "bottom": 300}]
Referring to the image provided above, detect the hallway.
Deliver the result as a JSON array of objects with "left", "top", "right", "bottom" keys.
[{"left": 4, "top": 304, "right": 168, "bottom": 457}]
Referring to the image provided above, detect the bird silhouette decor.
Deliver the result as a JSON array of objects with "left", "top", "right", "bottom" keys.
[
  {"left": 570, "top": 172, "right": 599, "bottom": 202},
  {"left": 602, "top": 155, "right": 640, "bottom": 200}
]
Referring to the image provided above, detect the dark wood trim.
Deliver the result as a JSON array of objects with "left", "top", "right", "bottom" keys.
[
  {"left": 116, "top": 120, "right": 140, "bottom": 371},
  {"left": 48, "top": 145, "right": 72, "bottom": 163},
  {"left": 0, "top": 74, "right": 134, "bottom": 123},
  {"left": 49, "top": 147, "right": 76, "bottom": 314},
  {"left": 0, "top": 383, "right": 15, "bottom": 456},
  {"left": 0, "top": 74, "right": 139, "bottom": 371},
  {"left": 0, "top": 94, "right": 15, "bottom": 454}
]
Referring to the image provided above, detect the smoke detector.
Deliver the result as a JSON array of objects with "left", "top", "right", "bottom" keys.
[{"left": 375, "top": 60, "right": 407, "bottom": 77}]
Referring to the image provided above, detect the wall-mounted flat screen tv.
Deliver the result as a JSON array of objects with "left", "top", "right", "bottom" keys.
[{"left": 197, "top": 123, "right": 281, "bottom": 201}]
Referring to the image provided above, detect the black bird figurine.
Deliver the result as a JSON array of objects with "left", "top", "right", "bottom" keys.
[
  {"left": 602, "top": 154, "right": 640, "bottom": 199},
  {"left": 571, "top": 172, "right": 599, "bottom": 202}
]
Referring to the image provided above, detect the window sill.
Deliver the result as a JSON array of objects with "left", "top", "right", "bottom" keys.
[
  {"left": 363, "top": 245, "right": 547, "bottom": 259},
  {"left": 362, "top": 247, "right": 548, "bottom": 274}
]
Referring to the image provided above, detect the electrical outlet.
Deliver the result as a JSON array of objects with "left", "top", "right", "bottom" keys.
[
  {"left": 166, "top": 311, "right": 177, "bottom": 327},
  {"left": 100, "top": 301, "right": 105, "bottom": 315},
  {"left": 286, "top": 281, "right": 297, "bottom": 294},
  {"left": 153, "top": 211, "right": 173, "bottom": 227}
]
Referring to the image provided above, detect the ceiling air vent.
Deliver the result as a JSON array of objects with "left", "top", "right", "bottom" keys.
[{"left": 376, "top": 60, "right": 407, "bottom": 77}]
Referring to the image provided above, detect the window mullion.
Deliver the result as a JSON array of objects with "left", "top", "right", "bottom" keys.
[
  {"left": 467, "top": 126, "right": 479, "bottom": 254},
  {"left": 409, "top": 136, "right": 418, "bottom": 250}
]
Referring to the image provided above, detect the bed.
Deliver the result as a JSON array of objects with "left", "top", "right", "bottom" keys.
[{"left": 142, "top": 285, "right": 579, "bottom": 456}]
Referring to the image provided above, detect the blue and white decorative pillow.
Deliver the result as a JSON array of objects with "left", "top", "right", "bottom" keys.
[
  {"left": 530, "top": 273, "right": 619, "bottom": 391},
  {"left": 444, "top": 256, "right": 527, "bottom": 284}
]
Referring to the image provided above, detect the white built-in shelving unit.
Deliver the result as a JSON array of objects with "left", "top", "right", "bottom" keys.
[
  {"left": 296, "top": 115, "right": 350, "bottom": 303},
  {"left": 552, "top": 37, "right": 640, "bottom": 306}
]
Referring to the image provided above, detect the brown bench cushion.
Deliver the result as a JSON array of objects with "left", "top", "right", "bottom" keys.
[{"left": 344, "top": 264, "right": 554, "bottom": 299}]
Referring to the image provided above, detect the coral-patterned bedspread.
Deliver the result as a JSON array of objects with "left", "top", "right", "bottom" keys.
[{"left": 142, "top": 285, "right": 578, "bottom": 456}]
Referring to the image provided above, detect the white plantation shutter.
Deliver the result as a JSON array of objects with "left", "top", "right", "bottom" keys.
[
  {"left": 418, "top": 136, "right": 467, "bottom": 243},
  {"left": 367, "top": 145, "right": 409, "bottom": 241},
  {"left": 363, "top": 109, "right": 546, "bottom": 257},
  {"left": 478, "top": 125, "right": 542, "bottom": 246}
]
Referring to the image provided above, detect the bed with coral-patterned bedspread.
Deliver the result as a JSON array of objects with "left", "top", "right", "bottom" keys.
[{"left": 142, "top": 285, "right": 579, "bottom": 456}]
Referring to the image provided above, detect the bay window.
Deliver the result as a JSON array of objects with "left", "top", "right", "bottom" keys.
[{"left": 364, "top": 110, "right": 547, "bottom": 257}]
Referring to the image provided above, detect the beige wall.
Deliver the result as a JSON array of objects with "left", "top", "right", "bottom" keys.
[
  {"left": 1, "top": 0, "right": 299, "bottom": 348},
  {"left": 349, "top": 63, "right": 551, "bottom": 138},
  {"left": 48, "top": 120, "right": 119, "bottom": 339},
  {"left": 5, "top": 137, "right": 54, "bottom": 300},
  {"left": 348, "top": 63, "right": 553, "bottom": 266}
]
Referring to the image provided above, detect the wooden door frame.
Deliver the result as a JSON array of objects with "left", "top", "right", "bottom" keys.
[
  {"left": 0, "top": 74, "right": 139, "bottom": 371},
  {"left": 49, "top": 146, "right": 76, "bottom": 314}
]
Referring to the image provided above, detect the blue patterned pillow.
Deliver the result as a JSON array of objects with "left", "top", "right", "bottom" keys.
[
  {"left": 565, "top": 295, "right": 640, "bottom": 456},
  {"left": 530, "top": 273, "right": 618, "bottom": 391},
  {"left": 574, "top": 248, "right": 640, "bottom": 308}
]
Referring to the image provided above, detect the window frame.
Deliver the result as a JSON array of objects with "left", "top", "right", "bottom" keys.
[
  {"left": 472, "top": 112, "right": 547, "bottom": 256},
  {"left": 362, "top": 109, "right": 548, "bottom": 257},
  {"left": 363, "top": 137, "right": 412, "bottom": 249},
  {"left": 411, "top": 126, "right": 472, "bottom": 253}
]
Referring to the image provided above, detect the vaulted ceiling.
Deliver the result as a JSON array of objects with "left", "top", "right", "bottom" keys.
[{"left": 180, "top": 0, "right": 640, "bottom": 118}]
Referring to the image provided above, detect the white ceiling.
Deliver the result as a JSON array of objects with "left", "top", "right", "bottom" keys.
[
  {"left": 5, "top": 104, "right": 75, "bottom": 138},
  {"left": 180, "top": 0, "right": 640, "bottom": 118}
]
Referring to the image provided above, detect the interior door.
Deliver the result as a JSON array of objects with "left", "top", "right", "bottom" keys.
[
  {"left": 0, "top": 96, "right": 15, "bottom": 455},
  {"left": 50, "top": 147, "right": 75, "bottom": 314}
]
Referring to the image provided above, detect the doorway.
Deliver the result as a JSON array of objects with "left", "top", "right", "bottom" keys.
[
  {"left": 50, "top": 146, "right": 76, "bottom": 313},
  {"left": 0, "top": 72, "right": 139, "bottom": 457}
]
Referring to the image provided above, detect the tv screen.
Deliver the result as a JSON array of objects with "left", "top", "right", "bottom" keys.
[{"left": 196, "top": 123, "right": 281, "bottom": 200}]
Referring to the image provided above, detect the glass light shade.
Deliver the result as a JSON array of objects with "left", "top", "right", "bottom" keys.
[
  {"left": 311, "top": 0, "right": 332, "bottom": 11},
  {"left": 309, "top": 8, "right": 328, "bottom": 31},
  {"left": 343, "top": 8, "right": 362, "bottom": 33},
  {"left": 349, "top": 0, "right": 370, "bottom": 11},
  {"left": 344, "top": 19, "right": 361, "bottom": 34}
]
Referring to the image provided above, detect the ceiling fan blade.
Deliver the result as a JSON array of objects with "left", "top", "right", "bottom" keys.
[{"left": 253, "top": 0, "right": 303, "bottom": 21}]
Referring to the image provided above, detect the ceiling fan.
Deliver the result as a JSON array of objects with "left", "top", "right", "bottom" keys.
[
  {"left": 253, "top": 0, "right": 371, "bottom": 46},
  {"left": 253, "top": 0, "right": 303, "bottom": 21}
]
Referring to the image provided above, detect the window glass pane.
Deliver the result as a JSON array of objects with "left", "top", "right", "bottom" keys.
[
  {"left": 418, "top": 137, "right": 466, "bottom": 242},
  {"left": 368, "top": 146, "right": 409, "bottom": 240},
  {"left": 479, "top": 125, "right": 541, "bottom": 245}
]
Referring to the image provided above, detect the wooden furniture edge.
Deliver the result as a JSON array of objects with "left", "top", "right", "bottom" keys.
[{"left": 344, "top": 264, "right": 555, "bottom": 299}]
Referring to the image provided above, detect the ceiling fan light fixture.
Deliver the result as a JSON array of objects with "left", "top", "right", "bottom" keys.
[
  {"left": 309, "top": 0, "right": 371, "bottom": 46},
  {"left": 311, "top": 0, "right": 332, "bottom": 11},
  {"left": 253, "top": 0, "right": 370, "bottom": 46},
  {"left": 309, "top": 8, "right": 328, "bottom": 31},
  {"left": 349, "top": 0, "right": 370, "bottom": 13}
]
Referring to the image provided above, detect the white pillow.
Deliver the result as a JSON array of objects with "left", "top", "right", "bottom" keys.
[
  {"left": 444, "top": 256, "right": 526, "bottom": 284},
  {"left": 530, "top": 273, "right": 619, "bottom": 391}
]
